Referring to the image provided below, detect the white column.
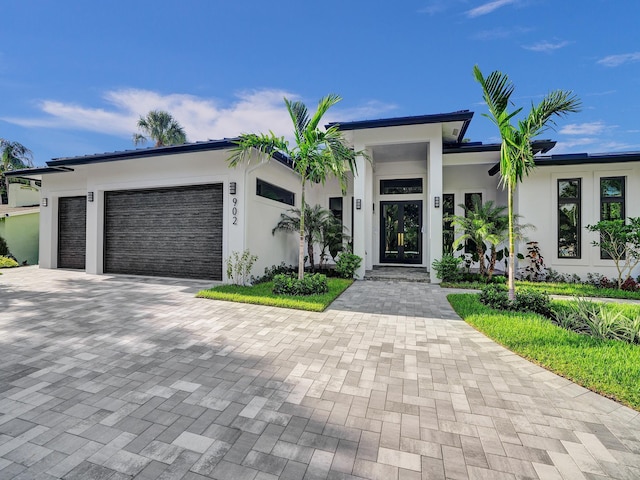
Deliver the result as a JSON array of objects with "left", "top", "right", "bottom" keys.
[
  {"left": 353, "top": 145, "right": 368, "bottom": 279},
  {"left": 428, "top": 137, "right": 443, "bottom": 283},
  {"left": 85, "top": 189, "right": 100, "bottom": 274}
]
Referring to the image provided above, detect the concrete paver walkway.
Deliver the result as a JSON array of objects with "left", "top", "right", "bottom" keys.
[{"left": 0, "top": 267, "right": 639, "bottom": 479}]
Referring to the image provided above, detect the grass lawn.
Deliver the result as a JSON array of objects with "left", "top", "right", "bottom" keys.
[
  {"left": 197, "top": 278, "right": 353, "bottom": 312},
  {"left": 442, "top": 280, "right": 640, "bottom": 300},
  {"left": 448, "top": 293, "right": 640, "bottom": 411}
]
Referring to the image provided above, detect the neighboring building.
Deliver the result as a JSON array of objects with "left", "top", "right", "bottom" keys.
[
  {"left": 7, "top": 111, "right": 640, "bottom": 282},
  {"left": 0, "top": 181, "right": 41, "bottom": 265}
]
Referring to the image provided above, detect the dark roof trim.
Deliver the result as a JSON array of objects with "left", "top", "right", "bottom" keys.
[
  {"left": 48, "top": 139, "right": 238, "bottom": 167},
  {"left": 488, "top": 150, "right": 640, "bottom": 176},
  {"left": 327, "top": 110, "right": 474, "bottom": 141},
  {"left": 536, "top": 151, "right": 640, "bottom": 166},
  {"left": 485, "top": 140, "right": 557, "bottom": 175},
  {"left": 5, "top": 166, "right": 74, "bottom": 178}
]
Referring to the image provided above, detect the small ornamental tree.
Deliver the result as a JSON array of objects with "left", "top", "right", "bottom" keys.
[{"left": 586, "top": 217, "right": 640, "bottom": 288}]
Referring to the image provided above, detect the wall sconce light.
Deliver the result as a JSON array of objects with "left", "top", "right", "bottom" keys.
[
  {"left": 42, "top": 198, "right": 48, "bottom": 207},
  {"left": 87, "top": 192, "right": 94, "bottom": 202},
  {"left": 355, "top": 198, "right": 362, "bottom": 210},
  {"left": 434, "top": 196, "right": 440, "bottom": 208},
  {"left": 229, "top": 182, "right": 237, "bottom": 195}
]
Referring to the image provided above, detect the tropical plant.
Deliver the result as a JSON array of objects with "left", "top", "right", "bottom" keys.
[
  {"left": 226, "top": 250, "right": 258, "bottom": 286},
  {"left": 132, "top": 110, "right": 187, "bottom": 147},
  {"left": 447, "top": 198, "right": 510, "bottom": 280},
  {"left": 335, "top": 251, "right": 362, "bottom": 279},
  {"left": 473, "top": 65, "right": 581, "bottom": 299},
  {"left": 272, "top": 203, "right": 346, "bottom": 272},
  {"left": 0, "top": 139, "right": 34, "bottom": 202},
  {"left": 432, "top": 254, "right": 463, "bottom": 282},
  {"left": 586, "top": 218, "right": 640, "bottom": 289},
  {"left": 228, "top": 94, "right": 362, "bottom": 280}
]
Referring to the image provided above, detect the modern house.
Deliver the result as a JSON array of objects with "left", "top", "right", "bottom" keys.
[{"left": 8, "top": 110, "right": 640, "bottom": 282}]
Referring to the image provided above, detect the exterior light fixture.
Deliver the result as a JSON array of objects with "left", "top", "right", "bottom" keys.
[
  {"left": 42, "top": 198, "right": 48, "bottom": 207},
  {"left": 356, "top": 199, "right": 362, "bottom": 210},
  {"left": 87, "top": 192, "right": 94, "bottom": 202},
  {"left": 434, "top": 196, "right": 440, "bottom": 208},
  {"left": 229, "top": 182, "right": 237, "bottom": 195}
]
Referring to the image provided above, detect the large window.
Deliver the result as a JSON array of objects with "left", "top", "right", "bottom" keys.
[
  {"left": 464, "top": 193, "right": 482, "bottom": 254},
  {"left": 380, "top": 178, "right": 423, "bottom": 195},
  {"left": 256, "top": 179, "right": 295, "bottom": 206},
  {"left": 442, "top": 194, "right": 455, "bottom": 253},
  {"left": 600, "top": 176, "right": 625, "bottom": 259},
  {"left": 557, "top": 179, "right": 581, "bottom": 258}
]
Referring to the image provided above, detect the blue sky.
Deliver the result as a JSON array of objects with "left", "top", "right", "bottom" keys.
[{"left": 1, "top": 0, "right": 639, "bottom": 166}]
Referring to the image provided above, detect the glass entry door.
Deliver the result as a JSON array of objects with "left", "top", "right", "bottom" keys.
[{"left": 380, "top": 201, "right": 422, "bottom": 264}]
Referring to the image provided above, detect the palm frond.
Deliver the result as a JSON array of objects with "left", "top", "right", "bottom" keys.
[
  {"left": 285, "top": 98, "right": 309, "bottom": 145},
  {"left": 308, "top": 94, "right": 341, "bottom": 132},
  {"left": 228, "top": 133, "right": 290, "bottom": 168}
]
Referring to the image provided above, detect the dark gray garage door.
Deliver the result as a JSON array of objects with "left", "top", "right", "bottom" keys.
[
  {"left": 104, "top": 184, "right": 223, "bottom": 280},
  {"left": 58, "top": 196, "right": 87, "bottom": 270}
]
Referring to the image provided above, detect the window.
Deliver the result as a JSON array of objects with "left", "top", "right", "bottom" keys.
[
  {"left": 329, "top": 197, "right": 343, "bottom": 224},
  {"left": 557, "top": 179, "right": 581, "bottom": 258},
  {"left": 464, "top": 193, "right": 482, "bottom": 254},
  {"left": 600, "top": 176, "right": 625, "bottom": 259},
  {"left": 442, "top": 194, "right": 455, "bottom": 253},
  {"left": 256, "top": 179, "right": 295, "bottom": 206},
  {"left": 380, "top": 178, "right": 423, "bottom": 195}
]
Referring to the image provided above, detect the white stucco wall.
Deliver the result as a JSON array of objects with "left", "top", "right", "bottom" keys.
[
  {"left": 518, "top": 163, "right": 640, "bottom": 280},
  {"left": 8, "top": 182, "right": 40, "bottom": 207},
  {"left": 244, "top": 159, "right": 302, "bottom": 278},
  {"left": 38, "top": 148, "right": 300, "bottom": 282}
]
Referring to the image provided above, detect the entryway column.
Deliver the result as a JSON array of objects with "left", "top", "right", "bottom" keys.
[
  {"left": 353, "top": 145, "right": 370, "bottom": 279},
  {"left": 428, "top": 137, "right": 443, "bottom": 283}
]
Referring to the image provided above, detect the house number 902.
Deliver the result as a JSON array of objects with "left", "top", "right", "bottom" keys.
[{"left": 232, "top": 197, "right": 238, "bottom": 225}]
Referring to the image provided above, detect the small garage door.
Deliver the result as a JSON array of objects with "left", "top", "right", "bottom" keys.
[
  {"left": 104, "top": 184, "right": 223, "bottom": 280},
  {"left": 58, "top": 196, "right": 87, "bottom": 269}
]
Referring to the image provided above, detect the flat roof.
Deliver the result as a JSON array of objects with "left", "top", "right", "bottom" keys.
[{"left": 488, "top": 150, "right": 640, "bottom": 176}]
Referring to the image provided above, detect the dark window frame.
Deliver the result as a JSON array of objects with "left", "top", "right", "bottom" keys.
[
  {"left": 256, "top": 178, "right": 295, "bottom": 206},
  {"left": 557, "top": 178, "right": 581, "bottom": 259},
  {"left": 442, "top": 193, "right": 455, "bottom": 253},
  {"left": 464, "top": 192, "right": 482, "bottom": 254},
  {"left": 380, "top": 178, "right": 423, "bottom": 195},
  {"left": 599, "top": 176, "right": 626, "bottom": 259}
]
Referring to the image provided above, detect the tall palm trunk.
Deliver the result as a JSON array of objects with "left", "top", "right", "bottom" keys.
[
  {"left": 298, "top": 180, "right": 306, "bottom": 280},
  {"left": 508, "top": 180, "right": 516, "bottom": 300}
]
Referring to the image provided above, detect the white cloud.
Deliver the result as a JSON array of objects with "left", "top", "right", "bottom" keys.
[
  {"left": 466, "top": 0, "right": 517, "bottom": 18},
  {"left": 523, "top": 40, "right": 570, "bottom": 52},
  {"left": 597, "top": 52, "right": 640, "bottom": 67},
  {"left": 559, "top": 122, "right": 608, "bottom": 135},
  {"left": 559, "top": 122, "right": 607, "bottom": 136},
  {"left": 2, "top": 89, "right": 395, "bottom": 144},
  {"left": 550, "top": 138, "right": 595, "bottom": 153}
]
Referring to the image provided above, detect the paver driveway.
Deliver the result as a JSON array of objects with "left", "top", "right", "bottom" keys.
[{"left": 1, "top": 267, "right": 639, "bottom": 479}]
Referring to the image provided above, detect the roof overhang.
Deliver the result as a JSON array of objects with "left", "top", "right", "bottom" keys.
[
  {"left": 486, "top": 140, "right": 558, "bottom": 176},
  {"left": 327, "top": 110, "right": 474, "bottom": 145}
]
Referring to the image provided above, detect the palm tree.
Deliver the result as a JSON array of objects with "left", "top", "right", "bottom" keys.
[
  {"left": 473, "top": 65, "right": 581, "bottom": 299},
  {"left": 133, "top": 110, "right": 187, "bottom": 147},
  {"left": 0, "top": 139, "right": 34, "bottom": 203},
  {"left": 449, "top": 198, "right": 507, "bottom": 278},
  {"left": 229, "top": 94, "right": 361, "bottom": 280},
  {"left": 272, "top": 203, "right": 345, "bottom": 272}
]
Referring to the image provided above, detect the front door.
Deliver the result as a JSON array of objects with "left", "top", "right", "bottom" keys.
[{"left": 380, "top": 201, "right": 422, "bottom": 264}]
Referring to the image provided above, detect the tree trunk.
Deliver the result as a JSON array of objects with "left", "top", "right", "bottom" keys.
[
  {"left": 488, "top": 246, "right": 497, "bottom": 281},
  {"left": 508, "top": 181, "right": 516, "bottom": 301},
  {"left": 477, "top": 244, "right": 486, "bottom": 277},
  {"left": 298, "top": 182, "right": 306, "bottom": 280},
  {"left": 307, "top": 239, "right": 314, "bottom": 273}
]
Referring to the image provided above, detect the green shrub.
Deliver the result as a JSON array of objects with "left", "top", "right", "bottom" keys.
[
  {"left": 272, "top": 273, "right": 329, "bottom": 296},
  {"left": 479, "top": 284, "right": 510, "bottom": 310},
  {"left": 255, "top": 262, "right": 297, "bottom": 284},
  {"left": 513, "top": 289, "right": 553, "bottom": 317},
  {"left": 479, "top": 284, "right": 552, "bottom": 317},
  {"left": 0, "top": 256, "right": 19, "bottom": 268},
  {"left": 335, "top": 252, "right": 362, "bottom": 279},
  {"left": 0, "top": 236, "right": 9, "bottom": 257},
  {"left": 432, "top": 254, "right": 463, "bottom": 282}
]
